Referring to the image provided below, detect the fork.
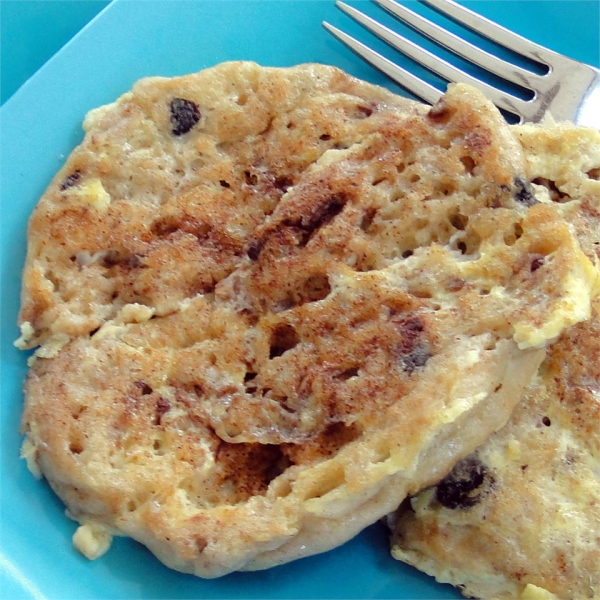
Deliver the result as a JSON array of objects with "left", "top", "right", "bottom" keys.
[{"left": 323, "top": 0, "right": 600, "bottom": 128}]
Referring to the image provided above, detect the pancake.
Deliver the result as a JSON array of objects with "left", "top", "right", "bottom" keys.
[
  {"left": 17, "top": 63, "right": 598, "bottom": 577},
  {"left": 389, "top": 120, "right": 600, "bottom": 599}
]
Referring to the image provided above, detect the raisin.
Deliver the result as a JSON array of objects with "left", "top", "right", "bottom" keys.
[
  {"left": 247, "top": 239, "right": 263, "bottom": 261},
  {"left": 170, "top": 98, "right": 201, "bottom": 136},
  {"left": 531, "top": 257, "right": 544, "bottom": 272},
  {"left": 392, "top": 315, "right": 431, "bottom": 373},
  {"left": 513, "top": 178, "right": 538, "bottom": 207},
  {"left": 436, "top": 456, "right": 494, "bottom": 509},
  {"left": 393, "top": 314, "right": 424, "bottom": 342},
  {"left": 60, "top": 170, "right": 82, "bottom": 191},
  {"left": 401, "top": 346, "right": 431, "bottom": 373},
  {"left": 154, "top": 396, "right": 171, "bottom": 426}
]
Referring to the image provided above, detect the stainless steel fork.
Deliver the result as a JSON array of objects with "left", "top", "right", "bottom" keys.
[{"left": 323, "top": 0, "right": 600, "bottom": 128}]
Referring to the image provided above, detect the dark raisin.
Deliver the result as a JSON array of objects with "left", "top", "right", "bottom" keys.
[
  {"left": 513, "top": 178, "right": 538, "bottom": 207},
  {"left": 436, "top": 456, "right": 494, "bottom": 509},
  {"left": 401, "top": 345, "right": 431, "bottom": 373},
  {"left": 542, "top": 416, "right": 551, "bottom": 426},
  {"left": 319, "top": 133, "right": 332, "bottom": 141},
  {"left": 531, "top": 257, "right": 544, "bottom": 272},
  {"left": 392, "top": 315, "right": 431, "bottom": 373},
  {"left": 154, "top": 396, "right": 171, "bottom": 426},
  {"left": 170, "top": 98, "right": 201, "bottom": 136},
  {"left": 247, "top": 239, "right": 263, "bottom": 261},
  {"left": 393, "top": 313, "right": 424, "bottom": 339},
  {"left": 60, "top": 170, "right": 82, "bottom": 191},
  {"left": 219, "top": 180, "right": 231, "bottom": 188}
]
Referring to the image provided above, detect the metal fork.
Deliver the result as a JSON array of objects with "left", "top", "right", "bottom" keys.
[{"left": 323, "top": 0, "right": 600, "bottom": 128}]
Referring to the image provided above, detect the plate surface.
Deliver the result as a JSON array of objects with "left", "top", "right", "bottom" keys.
[
  {"left": 0, "top": 0, "right": 110, "bottom": 104},
  {"left": 1, "top": 1, "right": 598, "bottom": 598}
]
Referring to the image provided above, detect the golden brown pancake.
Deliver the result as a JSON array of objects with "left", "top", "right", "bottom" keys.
[{"left": 17, "top": 64, "right": 598, "bottom": 577}]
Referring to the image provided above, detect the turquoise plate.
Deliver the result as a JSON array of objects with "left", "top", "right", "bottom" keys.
[{"left": 1, "top": 2, "right": 598, "bottom": 598}]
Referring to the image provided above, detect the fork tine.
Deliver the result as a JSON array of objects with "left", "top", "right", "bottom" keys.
[
  {"left": 422, "top": 0, "right": 556, "bottom": 66},
  {"left": 335, "top": 1, "right": 526, "bottom": 115},
  {"left": 323, "top": 21, "right": 443, "bottom": 104},
  {"left": 374, "top": 0, "right": 538, "bottom": 90}
]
